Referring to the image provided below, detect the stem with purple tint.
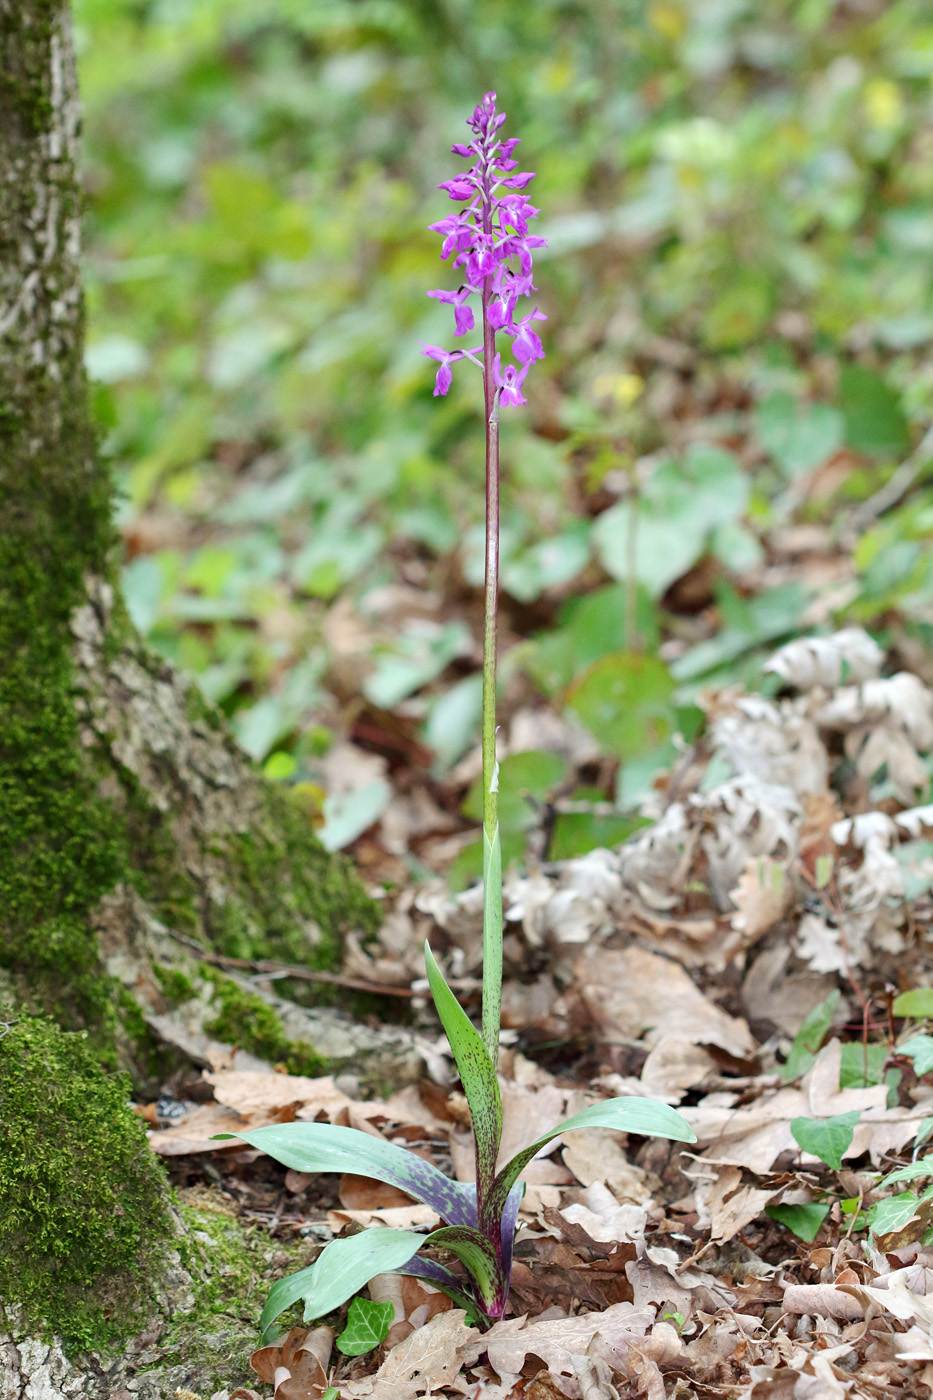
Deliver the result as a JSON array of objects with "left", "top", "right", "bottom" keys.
[
  {"left": 226, "top": 96, "right": 697, "bottom": 1347},
  {"left": 480, "top": 172, "right": 502, "bottom": 1067}
]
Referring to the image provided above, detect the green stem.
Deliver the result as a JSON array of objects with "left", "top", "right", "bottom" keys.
[{"left": 480, "top": 194, "right": 502, "bottom": 1067}]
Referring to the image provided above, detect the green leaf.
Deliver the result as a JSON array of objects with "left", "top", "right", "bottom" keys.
[
  {"left": 462, "top": 751, "right": 568, "bottom": 831},
  {"left": 868, "top": 1191, "right": 924, "bottom": 1240},
  {"left": 592, "top": 447, "right": 748, "bottom": 598},
  {"left": 791, "top": 1112, "right": 860, "bottom": 1170},
  {"left": 902, "top": 1036, "right": 933, "bottom": 1077},
  {"left": 782, "top": 991, "right": 840, "bottom": 1080},
  {"left": 839, "top": 364, "right": 909, "bottom": 457},
  {"left": 765, "top": 1202, "right": 829, "bottom": 1242},
  {"left": 318, "top": 779, "right": 392, "bottom": 852},
  {"left": 336, "top": 1297, "right": 395, "bottom": 1356},
  {"left": 425, "top": 674, "right": 483, "bottom": 774},
  {"left": 565, "top": 653, "right": 675, "bottom": 759},
  {"left": 549, "top": 808, "right": 649, "bottom": 861},
  {"left": 227, "top": 1123, "right": 477, "bottom": 1227},
  {"left": 839, "top": 1041, "right": 888, "bottom": 1089},
  {"left": 424, "top": 1226, "right": 505, "bottom": 1312},
  {"left": 423, "top": 942, "right": 502, "bottom": 1201},
  {"left": 755, "top": 393, "right": 844, "bottom": 478},
  {"left": 894, "top": 988, "right": 933, "bottom": 1019},
  {"left": 259, "top": 1229, "right": 423, "bottom": 1342},
  {"left": 882, "top": 1156, "right": 933, "bottom": 1188},
  {"left": 484, "top": 1097, "right": 695, "bottom": 1229}
]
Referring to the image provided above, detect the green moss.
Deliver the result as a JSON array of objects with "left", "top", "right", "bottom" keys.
[
  {"left": 202, "top": 968, "right": 328, "bottom": 1077},
  {"left": 161, "top": 1199, "right": 315, "bottom": 1394},
  {"left": 153, "top": 964, "right": 197, "bottom": 1006},
  {"left": 116, "top": 986, "right": 179, "bottom": 1087},
  {"left": 208, "top": 792, "right": 379, "bottom": 976},
  {"left": 0, "top": 1016, "right": 171, "bottom": 1350}
]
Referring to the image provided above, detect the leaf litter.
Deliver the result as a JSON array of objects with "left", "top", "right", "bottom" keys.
[{"left": 147, "top": 628, "right": 933, "bottom": 1398}]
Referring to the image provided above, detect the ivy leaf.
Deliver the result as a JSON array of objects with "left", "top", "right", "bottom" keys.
[
  {"left": 258, "top": 1228, "right": 424, "bottom": 1342},
  {"left": 894, "top": 989, "right": 933, "bottom": 1019},
  {"left": 900, "top": 1035, "right": 933, "bottom": 1077},
  {"left": 766, "top": 1202, "right": 829, "bottom": 1242},
  {"left": 782, "top": 991, "right": 840, "bottom": 1080},
  {"left": 336, "top": 1297, "right": 395, "bottom": 1356},
  {"left": 790, "top": 1112, "right": 860, "bottom": 1170}
]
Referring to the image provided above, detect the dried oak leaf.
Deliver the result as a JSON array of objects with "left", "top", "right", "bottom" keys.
[
  {"left": 482, "top": 1303, "right": 656, "bottom": 1386},
  {"left": 249, "top": 1326, "right": 334, "bottom": 1400},
  {"left": 341, "top": 1309, "right": 484, "bottom": 1399}
]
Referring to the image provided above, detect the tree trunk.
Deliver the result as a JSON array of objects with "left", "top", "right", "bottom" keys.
[{"left": 0, "top": 0, "right": 415, "bottom": 1367}]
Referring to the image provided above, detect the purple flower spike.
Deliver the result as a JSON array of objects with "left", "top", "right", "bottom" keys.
[
  {"left": 422, "top": 91, "right": 545, "bottom": 407},
  {"left": 493, "top": 354, "right": 528, "bottom": 408}
]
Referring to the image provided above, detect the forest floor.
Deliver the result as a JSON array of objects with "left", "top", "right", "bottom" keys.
[{"left": 139, "top": 622, "right": 933, "bottom": 1400}]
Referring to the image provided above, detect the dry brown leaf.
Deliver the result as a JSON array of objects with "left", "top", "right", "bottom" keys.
[
  {"left": 249, "top": 1326, "right": 333, "bottom": 1400},
  {"left": 782, "top": 1284, "right": 864, "bottom": 1322},
  {"left": 367, "top": 1271, "right": 454, "bottom": 1349},
  {"left": 764, "top": 629, "right": 883, "bottom": 689},
  {"left": 327, "top": 1205, "right": 438, "bottom": 1231},
  {"left": 338, "top": 1174, "right": 417, "bottom": 1212},
  {"left": 560, "top": 1128, "right": 650, "bottom": 1204},
  {"left": 574, "top": 944, "right": 755, "bottom": 1059},
  {"left": 206, "top": 1070, "right": 351, "bottom": 1119},
  {"left": 147, "top": 1102, "right": 249, "bottom": 1155},
  {"left": 482, "top": 1303, "right": 656, "bottom": 1385},
  {"left": 639, "top": 1034, "right": 718, "bottom": 1101},
  {"left": 558, "top": 1180, "right": 648, "bottom": 1244},
  {"left": 730, "top": 857, "right": 792, "bottom": 942},
  {"left": 707, "top": 1165, "right": 779, "bottom": 1245},
  {"left": 342, "top": 1309, "right": 484, "bottom": 1399}
]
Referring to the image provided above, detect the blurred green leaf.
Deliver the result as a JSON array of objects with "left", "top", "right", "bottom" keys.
[
  {"left": 894, "top": 989, "right": 933, "bottom": 1019},
  {"left": 765, "top": 1202, "right": 829, "bottom": 1242},
  {"left": 838, "top": 365, "right": 909, "bottom": 457},
  {"left": 565, "top": 653, "right": 675, "bottom": 758},
  {"left": 755, "top": 393, "right": 844, "bottom": 478}
]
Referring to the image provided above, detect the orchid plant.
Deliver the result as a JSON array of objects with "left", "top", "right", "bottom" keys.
[{"left": 229, "top": 92, "right": 695, "bottom": 1342}]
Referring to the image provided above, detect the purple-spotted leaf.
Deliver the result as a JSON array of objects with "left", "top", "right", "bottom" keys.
[
  {"left": 425, "top": 1225, "right": 506, "bottom": 1314},
  {"left": 483, "top": 1097, "right": 695, "bottom": 1229},
  {"left": 228, "top": 1122, "right": 477, "bottom": 1227},
  {"left": 424, "top": 942, "right": 502, "bottom": 1202},
  {"left": 258, "top": 1228, "right": 424, "bottom": 1342},
  {"left": 393, "top": 1254, "right": 481, "bottom": 1319}
]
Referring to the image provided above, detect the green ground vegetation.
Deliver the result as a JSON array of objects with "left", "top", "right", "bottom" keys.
[
  {"left": 72, "top": 0, "right": 933, "bottom": 853},
  {"left": 0, "top": 1016, "right": 172, "bottom": 1350}
]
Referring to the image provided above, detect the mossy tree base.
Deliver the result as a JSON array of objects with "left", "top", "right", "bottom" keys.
[{"left": 0, "top": 0, "right": 397, "bottom": 1362}]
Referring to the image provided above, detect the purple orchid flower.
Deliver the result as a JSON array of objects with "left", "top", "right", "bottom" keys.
[{"left": 421, "top": 91, "right": 546, "bottom": 404}]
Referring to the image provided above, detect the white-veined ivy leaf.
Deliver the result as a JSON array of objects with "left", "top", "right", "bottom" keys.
[
  {"left": 868, "top": 1191, "right": 925, "bottom": 1241},
  {"left": 336, "top": 1297, "right": 395, "bottom": 1356},
  {"left": 485, "top": 1097, "right": 695, "bottom": 1226},
  {"left": 901, "top": 1035, "right": 933, "bottom": 1077},
  {"left": 424, "top": 941, "right": 502, "bottom": 1200},
  {"left": 226, "top": 1123, "right": 477, "bottom": 1227},
  {"left": 259, "top": 1228, "right": 424, "bottom": 1342},
  {"left": 790, "top": 1112, "right": 860, "bottom": 1170},
  {"left": 882, "top": 1156, "right": 933, "bottom": 1188}
]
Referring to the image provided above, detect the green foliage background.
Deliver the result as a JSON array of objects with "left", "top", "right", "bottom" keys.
[{"left": 74, "top": 0, "right": 933, "bottom": 864}]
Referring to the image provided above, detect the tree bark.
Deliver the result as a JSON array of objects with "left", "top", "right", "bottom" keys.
[{"left": 0, "top": 0, "right": 416, "bottom": 1367}]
